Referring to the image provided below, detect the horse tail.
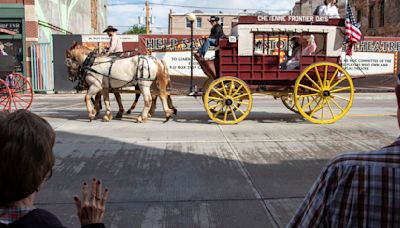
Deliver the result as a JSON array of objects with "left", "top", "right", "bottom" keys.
[{"left": 160, "top": 59, "right": 171, "bottom": 90}]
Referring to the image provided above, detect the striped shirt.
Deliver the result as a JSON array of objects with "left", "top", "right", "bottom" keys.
[{"left": 287, "top": 137, "right": 400, "bottom": 228}]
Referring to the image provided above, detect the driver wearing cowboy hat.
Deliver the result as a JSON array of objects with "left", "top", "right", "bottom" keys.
[
  {"left": 195, "top": 16, "right": 225, "bottom": 59},
  {"left": 103, "top": 25, "right": 123, "bottom": 56}
]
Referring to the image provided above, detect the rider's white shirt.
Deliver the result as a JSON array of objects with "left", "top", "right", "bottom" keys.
[
  {"left": 317, "top": 4, "right": 340, "bottom": 18},
  {"left": 109, "top": 34, "right": 123, "bottom": 53}
]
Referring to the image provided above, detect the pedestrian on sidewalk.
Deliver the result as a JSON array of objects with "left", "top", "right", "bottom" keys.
[
  {"left": 287, "top": 80, "right": 400, "bottom": 227},
  {"left": 0, "top": 110, "right": 109, "bottom": 228}
]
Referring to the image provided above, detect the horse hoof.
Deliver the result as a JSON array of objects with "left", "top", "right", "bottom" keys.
[
  {"left": 126, "top": 110, "right": 132, "bottom": 114},
  {"left": 115, "top": 113, "right": 123, "bottom": 119},
  {"left": 163, "top": 116, "right": 172, "bottom": 123},
  {"left": 173, "top": 108, "right": 178, "bottom": 116}
]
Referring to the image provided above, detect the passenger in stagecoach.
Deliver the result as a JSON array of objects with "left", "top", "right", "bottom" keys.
[
  {"left": 195, "top": 16, "right": 225, "bottom": 59},
  {"left": 103, "top": 25, "right": 123, "bottom": 57},
  {"left": 285, "top": 37, "right": 303, "bottom": 70},
  {"left": 302, "top": 35, "right": 317, "bottom": 56},
  {"left": 0, "top": 41, "right": 8, "bottom": 56},
  {"left": 313, "top": 0, "right": 340, "bottom": 18}
]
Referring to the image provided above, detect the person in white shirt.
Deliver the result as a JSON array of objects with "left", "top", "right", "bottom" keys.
[
  {"left": 314, "top": 0, "right": 340, "bottom": 18},
  {"left": 103, "top": 25, "right": 123, "bottom": 56}
]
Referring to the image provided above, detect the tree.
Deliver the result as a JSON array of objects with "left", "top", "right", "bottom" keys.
[{"left": 123, "top": 25, "right": 146, "bottom": 34}]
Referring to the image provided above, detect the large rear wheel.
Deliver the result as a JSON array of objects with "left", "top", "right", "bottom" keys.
[
  {"left": 204, "top": 77, "right": 252, "bottom": 124},
  {"left": 7, "top": 73, "right": 34, "bottom": 111},
  {"left": 294, "top": 62, "right": 354, "bottom": 124},
  {"left": 0, "top": 79, "right": 11, "bottom": 112}
]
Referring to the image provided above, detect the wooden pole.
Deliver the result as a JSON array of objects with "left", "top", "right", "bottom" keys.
[{"left": 146, "top": 0, "right": 150, "bottom": 34}]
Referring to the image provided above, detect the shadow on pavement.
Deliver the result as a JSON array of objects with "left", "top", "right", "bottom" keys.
[{"left": 35, "top": 131, "right": 331, "bottom": 228}]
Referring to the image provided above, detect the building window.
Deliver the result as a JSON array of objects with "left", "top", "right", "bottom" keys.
[
  {"left": 196, "top": 18, "right": 202, "bottom": 28},
  {"left": 185, "top": 18, "right": 191, "bottom": 28},
  {"left": 357, "top": 10, "right": 362, "bottom": 23},
  {"left": 368, "top": 5, "right": 374, "bottom": 28},
  {"left": 379, "top": 1, "right": 385, "bottom": 27}
]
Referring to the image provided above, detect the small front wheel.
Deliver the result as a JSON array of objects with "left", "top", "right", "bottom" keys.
[{"left": 204, "top": 77, "right": 252, "bottom": 124}]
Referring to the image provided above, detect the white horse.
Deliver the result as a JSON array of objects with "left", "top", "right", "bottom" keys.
[{"left": 65, "top": 42, "right": 176, "bottom": 123}]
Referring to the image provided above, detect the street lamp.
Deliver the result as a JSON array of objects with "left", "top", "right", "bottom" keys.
[{"left": 186, "top": 13, "right": 196, "bottom": 95}]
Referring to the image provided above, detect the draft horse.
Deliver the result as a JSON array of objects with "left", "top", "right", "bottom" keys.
[{"left": 65, "top": 42, "right": 176, "bottom": 122}]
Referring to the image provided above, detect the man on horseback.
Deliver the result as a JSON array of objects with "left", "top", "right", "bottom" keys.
[{"left": 103, "top": 25, "right": 123, "bottom": 56}]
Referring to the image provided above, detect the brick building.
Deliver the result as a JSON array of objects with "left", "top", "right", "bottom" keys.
[
  {"left": 0, "top": 0, "right": 107, "bottom": 91},
  {"left": 291, "top": 0, "right": 400, "bottom": 36},
  {"left": 168, "top": 10, "right": 263, "bottom": 36}
]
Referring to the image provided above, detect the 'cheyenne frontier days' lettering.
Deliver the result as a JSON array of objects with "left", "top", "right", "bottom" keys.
[{"left": 257, "top": 15, "right": 329, "bottom": 23}]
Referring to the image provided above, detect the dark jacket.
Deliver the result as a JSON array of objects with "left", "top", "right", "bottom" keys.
[
  {"left": 209, "top": 24, "right": 224, "bottom": 45},
  {"left": 0, "top": 209, "right": 105, "bottom": 228}
]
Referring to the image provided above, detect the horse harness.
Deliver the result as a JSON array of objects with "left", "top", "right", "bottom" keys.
[{"left": 77, "top": 52, "right": 156, "bottom": 91}]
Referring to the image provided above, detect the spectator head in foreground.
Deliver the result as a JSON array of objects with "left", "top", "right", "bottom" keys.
[{"left": 0, "top": 110, "right": 108, "bottom": 227}]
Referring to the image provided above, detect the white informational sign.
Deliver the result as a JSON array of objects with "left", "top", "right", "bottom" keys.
[
  {"left": 341, "top": 52, "right": 396, "bottom": 77},
  {"left": 152, "top": 51, "right": 215, "bottom": 77},
  {"left": 82, "top": 35, "right": 139, "bottom": 43}
]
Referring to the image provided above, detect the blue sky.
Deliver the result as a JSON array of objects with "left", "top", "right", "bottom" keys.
[{"left": 107, "top": 0, "right": 298, "bottom": 34}]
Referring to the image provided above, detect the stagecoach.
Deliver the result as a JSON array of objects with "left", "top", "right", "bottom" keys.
[
  {"left": 197, "top": 15, "right": 354, "bottom": 124},
  {"left": 0, "top": 55, "right": 33, "bottom": 112}
]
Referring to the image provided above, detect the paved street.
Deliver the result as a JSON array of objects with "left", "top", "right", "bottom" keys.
[{"left": 32, "top": 92, "right": 398, "bottom": 228}]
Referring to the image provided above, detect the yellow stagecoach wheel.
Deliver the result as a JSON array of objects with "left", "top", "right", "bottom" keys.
[
  {"left": 294, "top": 62, "right": 354, "bottom": 124},
  {"left": 204, "top": 77, "right": 252, "bottom": 124},
  {"left": 281, "top": 93, "right": 313, "bottom": 115}
]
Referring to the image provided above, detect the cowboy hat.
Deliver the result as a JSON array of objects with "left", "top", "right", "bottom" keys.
[
  {"left": 103, "top": 25, "right": 118, "bottom": 33},
  {"left": 208, "top": 16, "right": 220, "bottom": 22}
]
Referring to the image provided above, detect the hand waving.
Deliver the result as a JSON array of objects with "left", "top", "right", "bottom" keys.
[{"left": 74, "top": 178, "right": 109, "bottom": 225}]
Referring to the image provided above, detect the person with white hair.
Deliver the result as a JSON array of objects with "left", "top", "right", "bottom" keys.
[
  {"left": 302, "top": 35, "right": 317, "bottom": 56},
  {"left": 314, "top": 0, "right": 340, "bottom": 18}
]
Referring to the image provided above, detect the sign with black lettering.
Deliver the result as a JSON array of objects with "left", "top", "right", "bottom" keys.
[{"left": 0, "top": 22, "right": 22, "bottom": 34}]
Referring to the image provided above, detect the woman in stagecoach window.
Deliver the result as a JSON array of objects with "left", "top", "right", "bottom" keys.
[
  {"left": 0, "top": 41, "right": 8, "bottom": 56},
  {"left": 314, "top": 0, "right": 340, "bottom": 18},
  {"left": 286, "top": 37, "right": 302, "bottom": 70},
  {"left": 302, "top": 35, "right": 317, "bottom": 56}
]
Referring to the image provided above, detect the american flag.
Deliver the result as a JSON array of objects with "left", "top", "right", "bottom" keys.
[{"left": 345, "top": 3, "right": 362, "bottom": 55}]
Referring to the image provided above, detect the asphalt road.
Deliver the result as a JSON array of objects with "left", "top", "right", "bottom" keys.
[{"left": 31, "top": 92, "right": 398, "bottom": 228}]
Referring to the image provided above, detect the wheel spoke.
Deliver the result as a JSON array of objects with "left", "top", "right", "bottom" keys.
[
  {"left": 314, "top": 67, "right": 324, "bottom": 88},
  {"left": 328, "top": 69, "right": 339, "bottom": 87},
  {"left": 298, "top": 84, "right": 320, "bottom": 93},
  {"left": 304, "top": 73, "right": 322, "bottom": 90},
  {"left": 223, "top": 107, "right": 229, "bottom": 121},
  {"left": 326, "top": 99, "right": 336, "bottom": 119},
  {"left": 221, "top": 81, "right": 228, "bottom": 96},
  {"left": 331, "top": 94, "right": 350, "bottom": 102},
  {"left": 13, "top": 95, "right": 31, "bottom": 105},
  {"left": 330, "top": 86, "right": 351, "bottom": 93},
  {"left": 234, "top": 93, "right": 249, "bottom": 100},
  {"left": 323, "top": 65, "right": 328, "bottom": 88},
  {"left": 310, "top": 101, "right": 323, "bottom": 117},
  {"left": 329, "top": 97, "right": 344, "bottom": 112},
  {"left": 211, "top": 87, "right": 225, "bottom": 98},
  {"left": 230, "top": 106, "right": 238, "bottom": 121},
  {"left": 228, "top": 80, "right": 235, "bottom": 96},
  {"left": 321, "top": 99, "right": 325, "bottom": 121},
  {"left": 330, "top": 77, "right": 347, "bottom": 90},
  {"left": 233, "top": 104, "right": 245, "bottom": 115},
  {"left": 302, "top": 95, "right": 320, "bottom": 110},
  {"left": 297, "top": 93, "right": 319, "bottom": 98},
  {"left": 209, "top": 102, "right": 222, "bottom": 110},
  {"left": 231, "top": 84, "right": 243, "bottom": 97},
  {"left": 214, "top": 105, "right": 224, "bottom": 118},
  {"left": 209, "top": 96, "right": 223, "bottom": 101},
  {"left": 236, "top": 101, "right": 249, "bottom": 105}
]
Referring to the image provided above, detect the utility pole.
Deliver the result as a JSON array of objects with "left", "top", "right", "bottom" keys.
[{"left": 146, "top": 0, "right": 150, "bottom": 34}]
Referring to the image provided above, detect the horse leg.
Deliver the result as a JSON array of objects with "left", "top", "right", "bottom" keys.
[
  {"left": 126, "top": 93, "right": 141, "bottom": 114},
  {"left": 94, "top": 92, "right": 102, "bottom": 117},
  {"left": 85, "top": 87, "right": 101, "bottom": 122},
  {"left": 167, "top": 95, "right": 177, "bottom": 115},
  {"left": 137, "top": 82, "right": 152, "bottom": 123},
  {"left": 102, "top": 89, "right": 113, "bottom": 122},
  {"left": 148, "top": 95, "right": 157, "bottom": 118},
  {"left": 114, "top": 92, "right": 124, "bottom": 119}
]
